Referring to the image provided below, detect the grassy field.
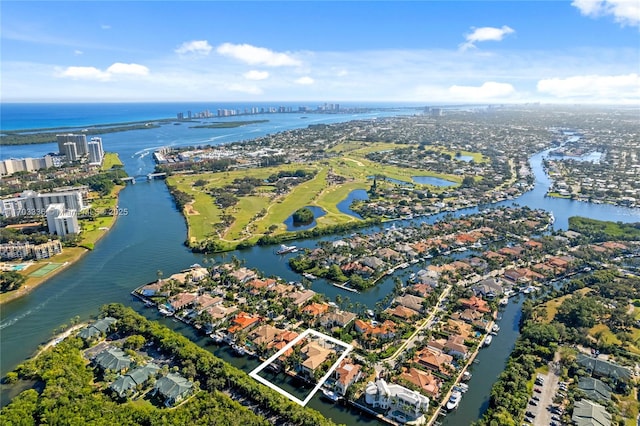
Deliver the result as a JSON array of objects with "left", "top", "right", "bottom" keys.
[
  {"left": 535, "top": 288, "right": 592, "bottom": 323},
  {"left": 101, "top": 152, "right": 124, "bottom": 170},
  {"left": 168, "top": 141, "right": 479, "bottom": 249}
]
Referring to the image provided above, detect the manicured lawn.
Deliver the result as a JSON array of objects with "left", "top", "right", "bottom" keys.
[
  {"left": 101, "top": 152, "right": 124, "bottom": 170},
  {"left": 165, "top": 141, "right": 478, "bottom": 248}
]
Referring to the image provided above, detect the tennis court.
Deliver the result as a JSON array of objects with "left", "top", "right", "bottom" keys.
[{"left": 29, "top": 263, "right": 64, "bottom": 277}]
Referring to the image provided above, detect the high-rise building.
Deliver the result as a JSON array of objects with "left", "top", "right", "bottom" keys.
[
  {"left": 88, "top": 137, "right": 104, "bottom": 165},
  {"left": 0, "top": 189, "right": 85, "bottom": 217},
  {"left": 57, "top": 134, "right": 88, "bottom": 157},
  {"left": 62, "top": 142, "right": 79, "bottom": 161},
  {"left": 46, "top": 203, "right": 80, "bottom": 236}
]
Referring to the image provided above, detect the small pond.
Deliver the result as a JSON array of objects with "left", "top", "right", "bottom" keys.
[
  {"left": 284, "top": 206, "right": 326, "bottom": 231},
  {"left": 412, "top": 176, "right": 457, "bottom": 187},
  {"left": 337, "top": 189, "right": 370, "bottom": 219}
]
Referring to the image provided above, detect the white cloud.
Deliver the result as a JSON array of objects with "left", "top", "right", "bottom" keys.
[
  {"left": 217, "top": 43, "right": 301, "bottom": 67},
  {"left": 294, "top": 76, "right": 315, "bottom": 85},
  {"left": 101, "top": 24, "right": 111, "bottom": 30},
  {"left": 448, "top": 81, "right": 516, "bottom": 100},
  {"left": 460, "top": 25, "right": 515, "bottom": 50},
  {"left": 175, "top": 40, "right": 213, "bottom": 56},
  {"left": 58, "top": 62, "right": 149, "bottom": 81},
  {"left": 243, "top": 70, "right": 269, "bottom": 80},
  {"left": 227, "top": 83, "right": 263, "bottom": 95},
  {"left": 59, "top": 66, "right": 110, "bottom": 81},
  {"left": 106, "top": 62, "right": 150, "bottom": 76},
  {"left": 537, "top": 73, "right": 640, "bottom": 99},
  {"left": 572, "top": 0, "right": 640, "bottom": 27},
  {"left": 74, "top": 50, "right": 83, "bottom": 55}
]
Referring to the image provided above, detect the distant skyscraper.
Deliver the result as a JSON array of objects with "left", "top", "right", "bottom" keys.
[
  {"left": 88, "top": 137, "right": 104, "bottom": 164},
  {"left": 57, "top": 134, "right": 88, "bottom": 157}
]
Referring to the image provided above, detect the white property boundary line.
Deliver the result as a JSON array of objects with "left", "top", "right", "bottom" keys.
[{"left": 249, "top": 328, "right": 353, "bottom": 406}]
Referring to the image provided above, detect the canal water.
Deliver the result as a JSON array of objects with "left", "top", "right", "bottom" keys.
[{"left": 1, "top": 113, "right": 638, "bottom": 424}]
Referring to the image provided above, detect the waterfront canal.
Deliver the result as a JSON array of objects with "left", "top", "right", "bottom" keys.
[{"left": 1, "top": 118, "right": 638, "bottom": 423}]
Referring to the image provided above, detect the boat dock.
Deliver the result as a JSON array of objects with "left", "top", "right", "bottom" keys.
[{"left": 331, "top": 282, "right": 359, "bottom": 293}]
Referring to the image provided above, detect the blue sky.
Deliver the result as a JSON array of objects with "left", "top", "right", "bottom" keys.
[{"left": 2, "top": 1, "right": 639, "bottom": 103}]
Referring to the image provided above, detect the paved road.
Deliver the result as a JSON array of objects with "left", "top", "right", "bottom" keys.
[{"left": 374, "top": 284, "right": 452, "bottom": 375}]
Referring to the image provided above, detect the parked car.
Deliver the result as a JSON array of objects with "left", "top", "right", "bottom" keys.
[{"left": 529, "top": 400, "right": 538, "bottom": 406}]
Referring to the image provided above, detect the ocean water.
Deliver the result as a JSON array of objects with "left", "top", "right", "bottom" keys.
[
  {"left": 0, "top": 102, "right": 420, "bottom": 131},
  {"left": 0, "top": 102, "right": 420, "bottom": 169}
]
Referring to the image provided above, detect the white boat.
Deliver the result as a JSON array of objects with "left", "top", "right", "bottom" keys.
[
  {"left": 158, "top": 307, "right": 174, "bottom": 317},
  {"left": 302, "top": 272, "right": 317, "bottom": 280},
  {"left": 366, "top": 309, "right": 375, "bottom": 318},
  {"left": 446, "top": 390, "right": 462, "bottom": 410},
  {"left": 399, "top": 262, "right": 410, "bottom": 269},
  {"left": 499, "top": 297, "right": 509, "bottom": 306},
  {"left": 321, "top": 388, "right": 341, "bottom": 402},
  {"left": 232, "top": 344, "right": 246, "bottom": 356},
  {"left": 276, "top": 244, "right": 298, "bottom": 255},
  {"left": 483, "top": 335, "right": 493, "bottom": 346},
  {"left": 492, "top": 324, "right": 500, "bottom": 333},
  {"left": 462, "top": 371, "right": 472, "bottom": 381},
  {"left": 210, "top": 333, "right": 223, "bottom": 343}
]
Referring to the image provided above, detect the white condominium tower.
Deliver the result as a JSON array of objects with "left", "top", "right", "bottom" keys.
[{"left": 88, "top": 137, "right": 104, "bottom": 165}]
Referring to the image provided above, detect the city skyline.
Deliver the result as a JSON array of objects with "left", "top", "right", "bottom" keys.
[{"left": 2, "top": 1, "right": 639, "bottom": 104}]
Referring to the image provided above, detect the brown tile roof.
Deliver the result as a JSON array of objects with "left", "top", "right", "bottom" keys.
[{"left": 400, "top": 367, "right": 441, "bottom": 397}]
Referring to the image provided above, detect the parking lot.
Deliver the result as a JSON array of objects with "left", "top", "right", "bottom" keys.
[{"left": 525, "top": 360, "right": 564, "bottom": 425}]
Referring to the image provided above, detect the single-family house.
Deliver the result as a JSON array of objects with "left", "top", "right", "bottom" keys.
[
  {"left": 300, "top": 341, "right": 333, "bottom": 378},
  {"left": 319, "top": 310, "right": 356, "bottom": 328},
  {"left": 227, "top": 312, "right": 261, "bottom": 339},
  {"left": 287, "top": 289, "right": 316, "bottom": 307},
  {"left": 385, "top": 305, "right": 419, "bottom": 320},
  {"left": 168, "top": 292, "right": 197, "bottom": 312},
  {"left": 334, "top": 359, "right": 362, "bottom": 396},
  {"left": 472, "top": 277, "right": 504, "bottom": 299},
  {"left": 395, "top": 294, "right": 425, "bottom": 313},
  {"left": 399, "top": 367, "right": 441, "bottom": 397},
  {"left": 413, "top": 347, "right": 454, "bottom": 376},
  {"left": 364, "top": 379, "right": 429, "bottom": 424}
]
